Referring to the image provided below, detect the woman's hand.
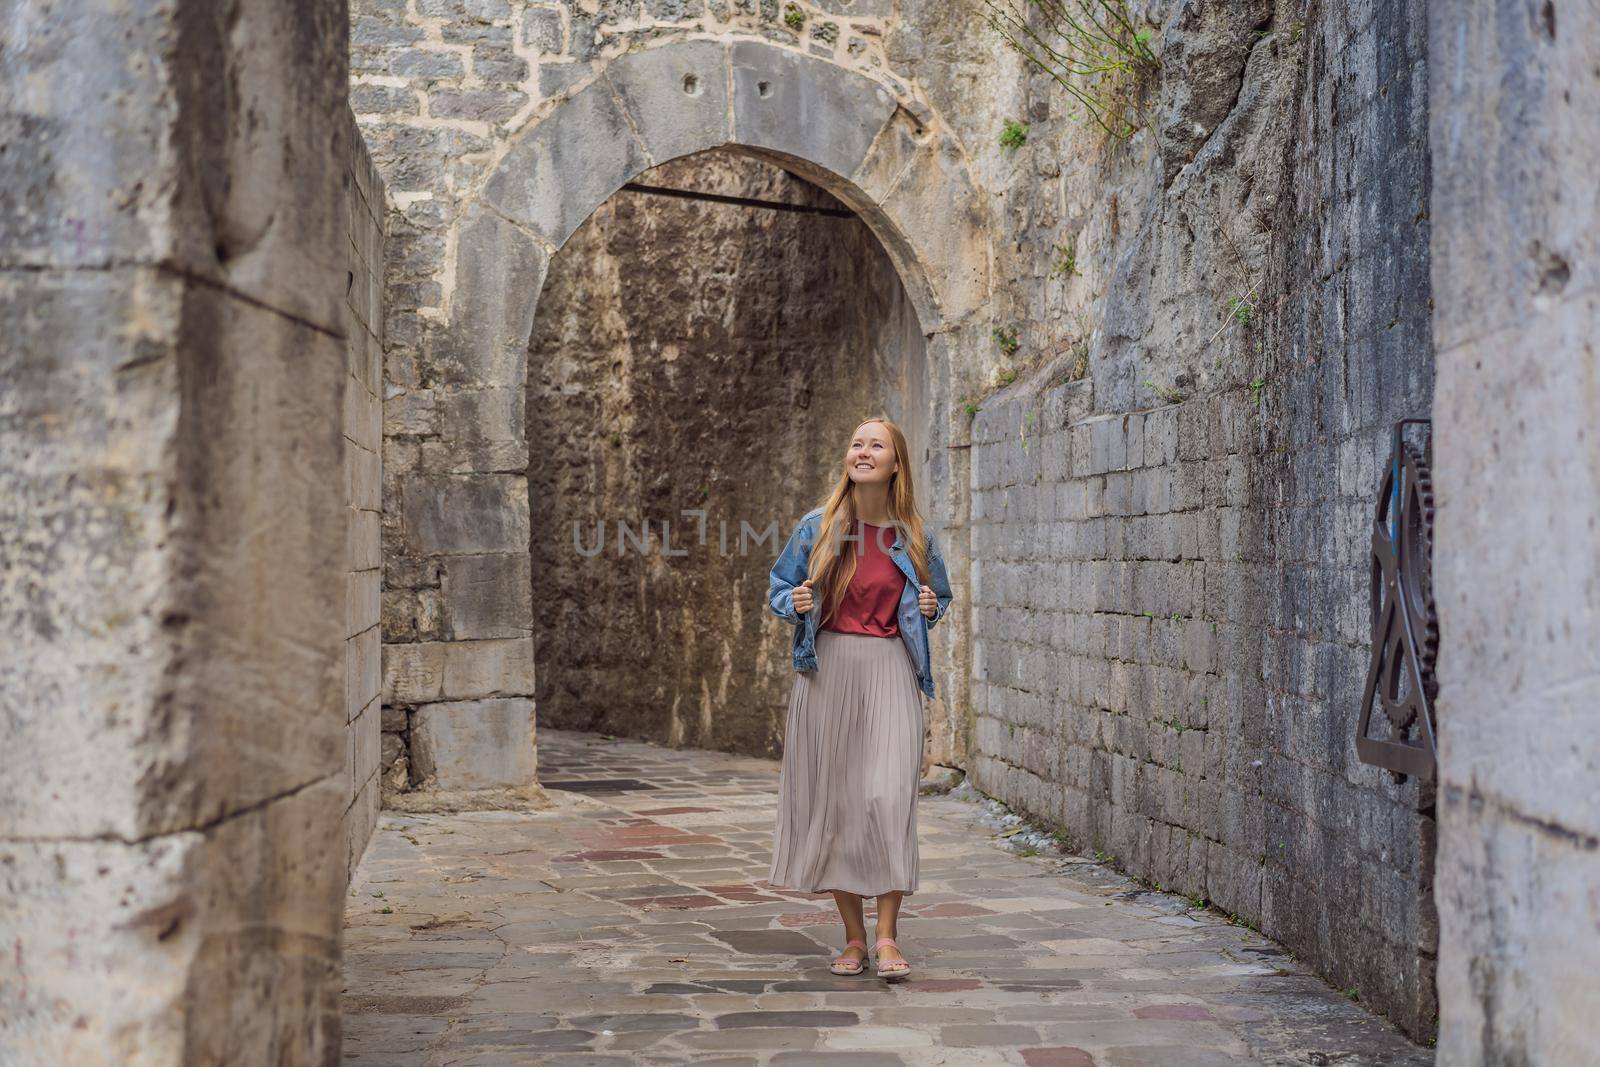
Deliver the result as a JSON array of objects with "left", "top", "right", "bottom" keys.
[
  {"left": 918, "top": 584, "right": 937, "bottom": 619},
  {"left": 791, "top": 578, "right": 815, "bottom": 615}
]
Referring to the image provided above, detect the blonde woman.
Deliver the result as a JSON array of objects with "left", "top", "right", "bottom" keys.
[{"left": 765, "top": 415, "right": 954, "bottom": 980}]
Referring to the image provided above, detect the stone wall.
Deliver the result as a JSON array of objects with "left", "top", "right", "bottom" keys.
[
  {"left": 522, "top": 150, "right": 925, "bottom": 758},
  {"left": 0, "top": 1, "right": 355, "bottom": 1061},
  {"left": 957, "top": 0, "right": 1438, "bottom": 1039},
  {"left": 1430, "top": 4, "right": 1600, "bottom": 1062},
  {"left": 344, "top": 111, "right": 388, "bottom": 874}
]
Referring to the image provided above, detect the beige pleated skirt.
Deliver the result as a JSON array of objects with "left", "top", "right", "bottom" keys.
[{"left": 768, "top": 630, "right": 925, "bottom": 897}]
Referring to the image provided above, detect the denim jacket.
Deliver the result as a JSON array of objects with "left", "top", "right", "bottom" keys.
[{"left": 767, "top": 507, "right": 954, "bottom": 699}]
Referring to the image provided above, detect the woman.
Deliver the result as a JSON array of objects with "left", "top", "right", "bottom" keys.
[{"left": 765, "top": 414, "right": 953, "bottom": 980}]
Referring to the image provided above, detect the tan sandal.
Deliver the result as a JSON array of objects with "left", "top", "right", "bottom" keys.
[
  {"left": 873, "top": 936, "right": 912, "bottom": 980},
  {"left": 829, "top": 938, "right": 869, "bottom": 975}
]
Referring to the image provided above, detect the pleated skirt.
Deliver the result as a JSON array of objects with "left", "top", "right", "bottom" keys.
[{"left": 768, "top": 630, "right": 925, "bottom": 897}]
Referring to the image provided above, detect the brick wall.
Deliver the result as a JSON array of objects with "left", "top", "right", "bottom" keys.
[{"left": 967, "top": 0, "right": 1437, "bottom": 1039}]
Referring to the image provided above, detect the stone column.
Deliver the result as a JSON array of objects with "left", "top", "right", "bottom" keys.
[
  {"left": 1430, "top": 4, "right": 1600, "bottom": 1062},
  {"left": 0, "top": 2, "right": 352, "bottom": 1062}
]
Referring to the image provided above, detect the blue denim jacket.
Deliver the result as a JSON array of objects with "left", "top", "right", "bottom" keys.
[{"left": 767, "top": 507, "right": 954, "bottom": 699}]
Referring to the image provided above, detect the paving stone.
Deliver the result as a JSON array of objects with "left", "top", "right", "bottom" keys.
[
  {"left": 940, "top": 1023, "right": 1041, "bottom": 1047},
  {"left": 343, "top": 729, "right": 1431, "bottom": 1066},
  {"left": 710, "top": 930, "right": 831, "bottom": 955},
  {"left": 715, "top": 1010, "right": 859, "bottom": 1028},
  {"left": 1102, "top": 1046, "right": 1246, "bottom": 1066},
  {"left": 770, "top": 1053, "right": 905, "bottom": 1067},
  {"left": 1020, "top": 1050, "right": 1098, "bottom": 1067}
]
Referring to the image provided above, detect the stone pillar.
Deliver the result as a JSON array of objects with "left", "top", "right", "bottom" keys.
[
  {"left": 1430, "top": 4, "right": 1600, "bottom": 1063},
  {"left": 0, "top": 2, "right": 352, "bottom": 1062}
]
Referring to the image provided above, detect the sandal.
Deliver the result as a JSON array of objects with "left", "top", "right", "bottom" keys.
[
  {"left": 873, "top": 936, "right": 912, "bottom": 980},
  {"left": 829, "top": 939, "right": 869, "bottom": 975}
]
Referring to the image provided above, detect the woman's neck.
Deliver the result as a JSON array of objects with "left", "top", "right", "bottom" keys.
[{"left": 853, "top": 484, "right": 892, "bottom": 525}]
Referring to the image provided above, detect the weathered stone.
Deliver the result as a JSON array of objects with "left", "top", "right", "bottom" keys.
[
  {"left": 604, "top": 40, "right": 732, "bottom": 165},
  {"left": 401, "top": 474, "right": 531, "bottom": 555},
  {"left": 482, "top": 78, "right": 651, "bottom": 246},
  {"left": 442, "top": 552, "right": 533, "bottom": 640},
  {"left": 1429, "top": 4, "right": 1600, "bottom": 1062},
  {"left": 382, "top": 637, "right": 535, "bottom": 704},
  {"left": 729, "top": 40, "right": 895, "bottom": 186},
  {"left": 521, "top": 8, "right": 565, "bottom": 52},
  {"left": 4, "top": 778, "right": 344, "bottom": 1066},
  {"left": 444, "top": 203, "right": 550, "bottom": 389},
  {"left": 410, "top": 698, "right": 537, "bottom": 790}
]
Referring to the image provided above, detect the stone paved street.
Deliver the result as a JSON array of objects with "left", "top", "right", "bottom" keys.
[{"left": 342, "top": 731, "right": 1430, "bottom": 1066}]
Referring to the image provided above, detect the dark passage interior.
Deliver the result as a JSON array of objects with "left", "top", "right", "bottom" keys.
[{"left": 527, "top": 150, "right": 927, "bottom": 757}]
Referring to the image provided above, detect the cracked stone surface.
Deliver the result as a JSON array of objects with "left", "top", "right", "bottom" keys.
[{"left": 342, "top": 730, "right": 1430, "bottom": 1065}]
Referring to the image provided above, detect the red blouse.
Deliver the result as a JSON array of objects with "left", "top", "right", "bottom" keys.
[{"left": 820, "top": 521, "right": 902, "bottom": 637}]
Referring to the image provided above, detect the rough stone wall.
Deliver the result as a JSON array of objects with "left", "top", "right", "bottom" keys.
[
  {"left": 0, "top": 1, "right": 354, "bottom": 1062},
  {"left": 523, "top": 150, "right": 924, "bottom": 758},
  {"left": 1430, "top": 4, "right": 1600, "bottom": 1062},
  {"left": 954, "top": 0, "right": 1437, "bottom": 1039},
  {"left": 344, "top": 112, "right": 388, "bottom": 875}
]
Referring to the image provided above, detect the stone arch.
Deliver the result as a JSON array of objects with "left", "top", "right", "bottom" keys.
[
  {"left": 396, "top": 40, "right": 990, "bottom": 806},
  {"left": 449, "top": 38, "right": 990, "bottom": 364}
]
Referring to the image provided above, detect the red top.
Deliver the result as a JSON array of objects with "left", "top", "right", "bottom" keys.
[{"left": 821, "top": 521, "right": 902, "bottom": 637}]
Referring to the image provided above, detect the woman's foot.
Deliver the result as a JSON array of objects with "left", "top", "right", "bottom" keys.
[
  {"left": 873, "top": 935, "right": 911, "bottom": 979},
  {"left": 829, "top": 939, "right": 869, "bottom": 975}
]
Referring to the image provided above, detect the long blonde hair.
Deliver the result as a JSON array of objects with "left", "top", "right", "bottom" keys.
[{"left": 806, "top": 414, "right": 932, "bottom": 628}]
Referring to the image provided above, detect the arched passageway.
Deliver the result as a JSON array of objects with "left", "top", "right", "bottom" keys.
[
  {"left": 527, "top": 149, "right": 926, "bottom": 756},
  {"left": 381, "top": 39, "right": 991, "bottom": 808}
]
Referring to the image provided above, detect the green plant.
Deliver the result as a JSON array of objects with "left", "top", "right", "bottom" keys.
[
  {"left": 1051, "top": 238, "right": 1080, "bottom": 278},
  {"left": 1017, "top": 846, "right": 1041, "bottom": 858},
  {"left": 962, "top": 398, "right": 983, "bottom": 417},
  {"left": 1229, "top": 294, "right": 1253, "bottom": 329},
  {"left": 999, "top": 117, "right": 1029, "bottom": 149},
  {"left": 993, "top": 325, "right": 1020, "bottom": 355},
  {"left": 1343, "top": 986, "right": 1361, "bottom": 1002},
  {"left": 1000, "top": 368, "right": 1019, "bottom": 384},
  {"left": 984, "top": 0, "right": 1158, "bottom": 140},
  {"left": 1249, "top": 376, "right": 1266, "bottom": 402},
  {"left": 1144, "top": 379, "right": 1184, "bottom": 404},
  {"left": 783, "top": 3, "right": 804, "bottom": 30}
]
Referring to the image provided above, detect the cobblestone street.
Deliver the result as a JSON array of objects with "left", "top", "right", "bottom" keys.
[{"left": 342, "top": 730, "right": 1428, "bottom": 1066}]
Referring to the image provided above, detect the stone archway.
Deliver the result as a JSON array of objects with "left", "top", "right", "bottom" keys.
[{"left": 385, "top": 39, "right": 991, "bottom": 808}]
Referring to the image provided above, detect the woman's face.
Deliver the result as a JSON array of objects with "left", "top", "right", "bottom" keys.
[{"left": 845, "top": 421, "right": 898, "bottom": 488}]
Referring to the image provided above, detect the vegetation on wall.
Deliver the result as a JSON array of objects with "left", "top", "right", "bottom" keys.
[{"left": 983, "top": 0, "right": 1158, "bottom": 140}]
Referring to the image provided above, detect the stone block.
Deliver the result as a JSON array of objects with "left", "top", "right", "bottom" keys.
[
  {"left": 348, "top": 568, "right": 381, "bottom": 638},
  {"left": 419, "top": 386, "right": 526, "bottom": 473},
  {"left": 346, "top": 625, "right": 382, "bottom": 720},
  {"left": 482, "top": 80, "right": 651, "bottom": 246},
  {"left": 2, "top": 273, "right": 346, "bottom": 841},
  {"left": 346, "top": 440, "right": 381, "bottom": 512},
  {"left": 521, "top": 8, "right": 564, "bottom": 52},
  {"left": 442, "top": 552, "right": 534, "bottom": 639},
  {"left": 382, "top": 637, "right": 535, "bottom": 703},
  {"left": 401, "top": 472, "right": 531, "bottom": 555},
  {"left": 347, "top": 507, "right": 382, "bottom": 572},
  {"left": 0, "top": 777, "right": 343, "bottom": 1065},
  {"left": 442, "top": 203, "right": 550, "bottom": 389},
  {"left": 410, "top": 697, "right": 537, "bottom": 790},
  {"left": 730, "top": 40, "right": 894, "bottom": 189},
  {"left": 349, "top": 697, "right": 382, "bottom": 803},
  {"left": 605, "top": 40, "right": 732, "bottom": 165}
]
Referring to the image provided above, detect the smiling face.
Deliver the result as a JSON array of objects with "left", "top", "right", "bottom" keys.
[{"left": 845, "top": 420, "right": 898, "bottom": 488}]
